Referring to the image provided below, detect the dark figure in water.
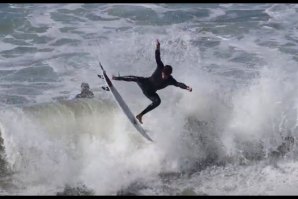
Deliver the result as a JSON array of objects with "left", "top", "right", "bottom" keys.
[
  {"left": 270, "top": 135, "right": 295, "bottom": 158},
  {"left": 76, "top": 82, "right": 94, "bottom": 99},
  {"left": 112, "top": 39, "right": 192, "bottom": 124}
]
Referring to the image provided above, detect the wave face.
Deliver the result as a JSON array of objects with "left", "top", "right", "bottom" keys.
[{"left": 1, "top": 3, "right": 298, "bottom": 195}]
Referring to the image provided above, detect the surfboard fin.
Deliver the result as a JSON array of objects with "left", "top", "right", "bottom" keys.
[
  {"left": 102, "top": 86, "right": 110, "bottom": 91},
  {"left": 97, "top": 74, "right": 104, "bottom": 79}
]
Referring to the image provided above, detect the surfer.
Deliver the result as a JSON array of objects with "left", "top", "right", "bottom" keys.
[
  {"left": 112, "top": 39, "right": 192, "bottom": 124},
  {"left": 75, "top": 82, "right": 94, "bottom": 98}
]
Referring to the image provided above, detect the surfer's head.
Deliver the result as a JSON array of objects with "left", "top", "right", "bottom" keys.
[
  {"left": 81, "top": 82, "right": 90, "bottom": 91},
  {"left": 162, "top": 65, "right": 172, "bottom": 79}
]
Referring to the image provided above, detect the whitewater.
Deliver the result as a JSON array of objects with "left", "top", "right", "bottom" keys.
[{"left": 1, "top": 3, "right": 298, "bottom": 195}]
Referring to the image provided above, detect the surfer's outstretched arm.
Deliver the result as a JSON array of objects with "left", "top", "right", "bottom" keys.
[
  {"left": 155, "top": 39, "right": 164, "bottom": 69},
  {"left": 171, "top": 77, "right": 192, "bottom": 92}
]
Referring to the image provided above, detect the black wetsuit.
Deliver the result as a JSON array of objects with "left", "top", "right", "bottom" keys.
[
  {"left": 76, "top": 89, "right": 94, "bottom": 99},
  {"left": 115, "top": 49, "right": 188, "bottom": 115}
]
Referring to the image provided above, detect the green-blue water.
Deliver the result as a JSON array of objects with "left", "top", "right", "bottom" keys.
[{"left": 1, "top": 3, "right": 298, "bottom": 195}]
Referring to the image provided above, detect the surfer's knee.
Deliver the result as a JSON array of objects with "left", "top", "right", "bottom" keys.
[{"left": 152, "top": 97, "right": 161, "bottom": 107}]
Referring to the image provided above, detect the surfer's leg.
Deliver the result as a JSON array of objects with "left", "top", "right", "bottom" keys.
[
  {"left": 136, "top": 92, "right": 161, "bottom": 123},
  {"left": 113, "top": 75, "right": 141, "bottom": 82}
]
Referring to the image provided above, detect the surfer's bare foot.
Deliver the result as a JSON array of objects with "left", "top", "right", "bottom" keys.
[{"left": 136, "top": 114, "right": 143, "bottom": 124}]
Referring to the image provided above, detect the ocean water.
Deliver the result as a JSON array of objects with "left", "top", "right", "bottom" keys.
[{"left": 1, "top": 3, "right": 298, "bottom": 195}]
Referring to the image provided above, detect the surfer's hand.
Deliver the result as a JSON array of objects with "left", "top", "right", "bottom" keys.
[
  {"left": 156, "top": 39, "right": 160, "bottom": 49},
  {"left": 112, "top": 75, "right": 117, "bottom": 80},
  {"left": 187, "top": 86, "right": 192, "bottom": 92}
]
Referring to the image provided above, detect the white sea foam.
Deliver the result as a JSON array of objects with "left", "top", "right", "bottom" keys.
[{"left": 1, "top": 3, "right": 298, "bottom": 196}]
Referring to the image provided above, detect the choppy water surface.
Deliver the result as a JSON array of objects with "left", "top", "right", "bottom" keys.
[{"left": 1, "top": 3, "right": 298, "bottom": 195}]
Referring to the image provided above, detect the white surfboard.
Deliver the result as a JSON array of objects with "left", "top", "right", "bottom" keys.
[{"left": 98, "top": 62, "right": 153, "bottom": 142}]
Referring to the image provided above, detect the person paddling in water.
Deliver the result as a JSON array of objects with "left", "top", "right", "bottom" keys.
[{"left": 112, "top": 39, "right": 192, "bottom": 124}]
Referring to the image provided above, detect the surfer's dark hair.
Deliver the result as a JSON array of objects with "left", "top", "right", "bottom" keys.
[
  {"left": 81, "top": 82, "right": 90, "bottom": 90},
  {"left": 163, "top": 65, "right": 172, "bottom": 75}
]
